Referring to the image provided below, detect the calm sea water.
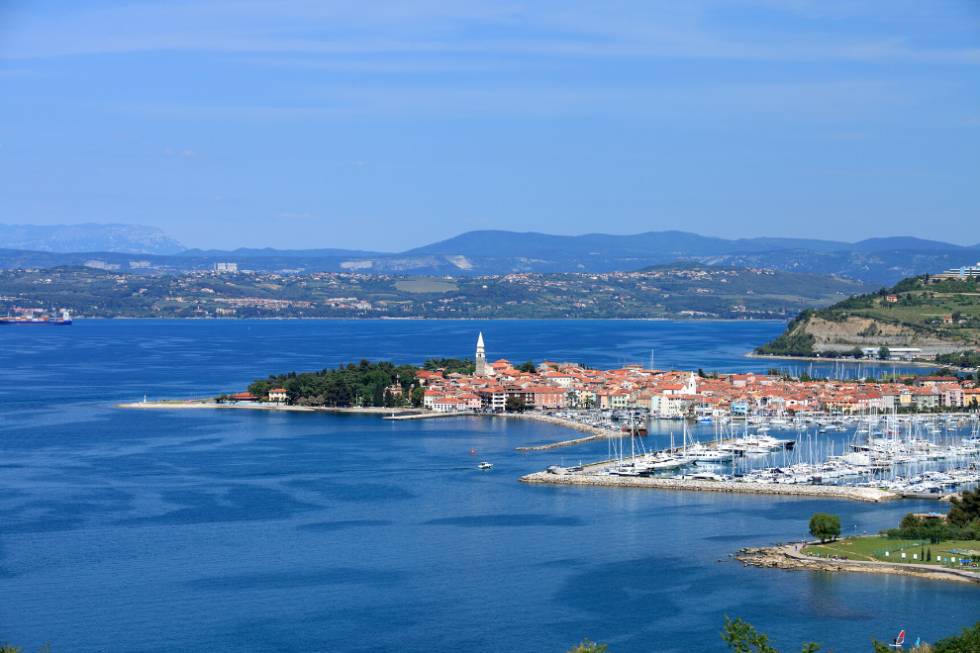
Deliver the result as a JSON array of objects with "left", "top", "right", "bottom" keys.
[{"left": 1, "top": 320, "right": 975, "bottom": 653}]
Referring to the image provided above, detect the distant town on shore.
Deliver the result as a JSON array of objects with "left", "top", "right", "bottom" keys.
[{"left": 226, "top": 333, "right": 980, "bottom": 416}]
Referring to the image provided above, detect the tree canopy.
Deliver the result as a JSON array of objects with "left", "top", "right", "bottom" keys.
[
  {"left": 722, "top": 616, "right": 980, "bottom": 653},
  {"left": 244, "top": 359, "right": 419, "bottom": 407},
  {"left": 948, "top": 489, "right": 980, "bottom": 528},
  {"left": 809, "top": 513, "right": 841, "bottom": 542}
]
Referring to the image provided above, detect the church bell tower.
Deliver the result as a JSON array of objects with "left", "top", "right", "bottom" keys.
[{"left": 475, "top": 332, "right": 486, "bottom": 377}]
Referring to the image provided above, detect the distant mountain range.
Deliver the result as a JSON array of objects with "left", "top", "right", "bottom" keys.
[
  {"left": 402, "top": 231, "right": 978, "bottom": 258},
  {"left": 1, "top": 224, "right": 978, "bottom": 285},
  {"left": 0, "top": 223, "right": 186, "bottom": 255},
  {"left": 179, "top": 247, "right": 389, "bottom": 258}
]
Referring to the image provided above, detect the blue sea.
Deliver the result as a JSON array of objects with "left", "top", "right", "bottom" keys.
[{"left": 1, "top": 320, "right": 976, "bottom": 653}]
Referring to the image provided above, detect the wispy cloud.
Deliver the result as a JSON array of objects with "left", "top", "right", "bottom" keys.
[
  {"left": 3, "top": 0, "right": 978, "bottom": 65},
  {"left": 112, "top": 77, "right": 946, "bottom": 124}
]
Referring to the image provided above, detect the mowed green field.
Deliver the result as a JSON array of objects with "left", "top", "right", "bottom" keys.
[{"left": 805, "top": 536, "right": 980, "bottom": 570}]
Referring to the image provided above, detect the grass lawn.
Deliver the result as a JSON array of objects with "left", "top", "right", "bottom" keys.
[{"left": 803, "top": 536, "right": 980, "bottom": 571}]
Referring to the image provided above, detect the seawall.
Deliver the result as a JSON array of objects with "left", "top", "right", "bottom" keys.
[
  {"left": 519, "top": 471, "right": 897, "bottom": 503},
  {"left": 497, "top": 413, "right": 620, "bottom": 450}
]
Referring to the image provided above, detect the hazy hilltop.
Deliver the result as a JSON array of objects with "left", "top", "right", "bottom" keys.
[
  {"left": 0, "top": 223, "right": 186, "bottom": 255},
  {"left": 403, "top": 230, "right": 974, "bottom": 258}
]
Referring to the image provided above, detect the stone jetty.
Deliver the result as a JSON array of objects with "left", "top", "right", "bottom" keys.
[
  {"left": 502, "top": 413, "right": 619, "bottom": 450},
  {"left": 735, "top": 546, "right": 980, "bottom": 584},
  {"left": 519, "top": 471, "right": 897, "bottom": 502}
]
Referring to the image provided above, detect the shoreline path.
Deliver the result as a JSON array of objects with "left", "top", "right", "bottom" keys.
[{"left": 736, "top": 544, "right": 980, "bottom": 584}]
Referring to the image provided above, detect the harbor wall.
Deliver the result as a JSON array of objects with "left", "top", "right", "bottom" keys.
[{"left": 519, "top": 471, "right": 897, "bottom": 503}]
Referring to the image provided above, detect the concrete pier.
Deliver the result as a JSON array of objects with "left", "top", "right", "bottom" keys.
[
  {"left": 519, "top": 471, "right": 897, "bottom": 502},
  {"left": 500, "top": 412, "right": 619, "bottom": 449},
  {"left": 382, "top": 411, "right": 475, "bottom": 420}
]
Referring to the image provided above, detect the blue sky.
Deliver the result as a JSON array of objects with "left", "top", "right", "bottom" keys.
[{"left": 1, "top": 1, "right": 978, "bottom": 252}]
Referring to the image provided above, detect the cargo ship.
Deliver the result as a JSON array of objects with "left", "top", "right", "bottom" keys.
[{"left": 0, "top": 309, "right": 72, "bottom": 325}]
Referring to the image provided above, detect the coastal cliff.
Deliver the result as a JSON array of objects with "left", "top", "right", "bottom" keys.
[{"left": 755, "top": 275, "right": 980, "bottom": 358}]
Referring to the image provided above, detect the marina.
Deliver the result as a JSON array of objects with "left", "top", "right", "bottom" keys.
[{"left": 525, "top": 411, "right": 980, "bottom": 498}]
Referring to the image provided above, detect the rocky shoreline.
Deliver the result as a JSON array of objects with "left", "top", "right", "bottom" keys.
[
  {"left": 519, "top": 471, "right": 897, "bottom": 502},
  {"left": 735, "top": 546, "right": 980, "bottom": 584}
]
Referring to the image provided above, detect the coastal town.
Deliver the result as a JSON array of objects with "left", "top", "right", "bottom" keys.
[
  {"left": 199, "top": 333, "right": 980, "bottom": 501},
  {"left": 232, "top": 333, "right": 980, "bottom": 416}
]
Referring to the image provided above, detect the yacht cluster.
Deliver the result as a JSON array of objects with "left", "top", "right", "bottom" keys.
[{"left": 580, "top": 412, "right": 980, "bottom": 492}]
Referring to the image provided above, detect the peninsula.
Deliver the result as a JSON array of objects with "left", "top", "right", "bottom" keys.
[{"left": 120, "top": 333, "right": 980, "bottom": 504}]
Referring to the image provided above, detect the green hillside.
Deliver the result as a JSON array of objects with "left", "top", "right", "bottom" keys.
[{"left": 755, "top": 274, "right": 980, "bottom": 359}]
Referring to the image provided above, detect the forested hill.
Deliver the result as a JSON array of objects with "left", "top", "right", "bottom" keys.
[
  {"left": 755, "top": 274, "right": 980, "bottom": 360},
  {"left": 0, "top": 263, "right": 878, "bottom": 320}
]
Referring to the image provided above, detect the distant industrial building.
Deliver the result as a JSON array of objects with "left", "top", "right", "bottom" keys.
[
  {"left": 860, "top": 347, "right": 922, "bottom": 360},
  {"left": 214, "top": 262, "right": 238, "bottom": 272},
  {"left": 932, "top": 262, "right": 980, "bottom": 281}
]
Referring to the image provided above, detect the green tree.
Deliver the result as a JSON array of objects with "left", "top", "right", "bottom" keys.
[
  {"left": 899, "top": 513, "right": 922, "bottom": 530},
  {"left": 878, "top": 346, "right": 890, "bottom": 360},
  {"left": 809, "top": 513, "right": 842, "bottom": 542},
  {"left": 948, "top": 489, "right": 980, "bottom": 527},
  {"left": 567, "top": 640, "right": 607, "bottom": 653},
  {"left": 721, "top": 616, "right": 821, "bottom": 653},
  {"left": 505, "top": 396, "right": 526, "bottom": 412},
  {"left": 520, "top": 361, "right": 537, "bottom": 373},
  {"left": 410, "top": 385, "right": 425, "bottom": 408},
  {"left": 247, "top": 379, "right": 271, "bottom": 398},
  {"left": 932, "top": 620, "right": 980, "bottom": 653},
  {"left": 0, "top": 642, "right": 22, "bottom": 653}
]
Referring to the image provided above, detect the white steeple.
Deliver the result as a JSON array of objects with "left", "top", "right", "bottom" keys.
[{"left": 475, "top": 332, "right": 487, "bottom": 376}]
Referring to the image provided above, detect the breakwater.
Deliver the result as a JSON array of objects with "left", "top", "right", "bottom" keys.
[
  {"left": 500, "top": 413, "right": 619, "bottom": 450},
  {"left": 519, "top": 471, "right": 897, "bottom": 502}
]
